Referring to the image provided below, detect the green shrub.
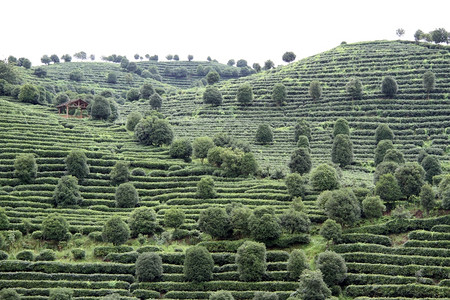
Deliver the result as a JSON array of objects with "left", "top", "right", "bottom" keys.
[
  {"left": 52, "top": 175, "right": 82, "bottom": 207},
  {"left": 110, "top": 161, "right": 130, "bottom": 185},
  {"left": 309, "top": 81, "right": 322, "bottom": 100},
  {"left": 310, "top": 164, "right": 339, "bottom": 192},
  {"left": 249, "top": 212, "right": 282, "bottom": 243},
  {"left": 236, "top": 241, "right": 266, "bottom": 281},
  {"left": 230, "top": 206, "right": 252, "bottom": 237},
  {"left": 0, "top": 288, "right": 20, "bottom": 300},
  {"left": 49, "top": 288, "right": 73, "bottom": 300},
  {"left": 442, "top": 188, "right": 450, "bottom": 210},
  {"left": 35, "top": 249, "right": 56, "bottom": 261},
  {"left": 126, "top": 112, "right": 142, "bottom": 131},
  {"left": 316, "top": 251, "right": 347, "bottom": 287},
  {"left": 287, "top": 249, "right": 309, "bottom": 280},
  {"left": 128, "top": 207, "right": 158, "bottom": 237},
  {"left": 140, "top": 82, "right": 154, "bottom": 99},
  {"left": 184, "top": 246, "right": 214, "bottom": 282},
  {"left": 0, "top": 250, "right": 8, "bottom": 260},
  {"left": 149, "top": 93, "right": 163, "bottom": 110},
  {"left": 296, "top": 135, "right": 310, "bottom": 148},
  {"left": 65, "top": 150, "right": 89, "bottom": 180},
  {"left": 102, "top": 216, "right": 130, "bottom": 246},
  {"left": 333, "top": 118, "right": 350, "bottom": 137},
  {"left": 193, "top": 136, "right": 215, "bottom": 162},
  {"left": 131, "top": 168, "right": 146, "bottom": 176},
  {"left": 236, "top": 83, "right": 253, "bottom": 105},
  {"left": 316, "top": 190, "right": 333, "bottom": 209},
  {"left": 14, "top": 154, "right": 37, "bottom": 184},
  {"left": 395, "top": 163, "right": 425, "bottom": 199},
  {"left": 135, "top": 116, "right": 173, "bottom": 146},
  {"left": 31, "top": 231, "right": 43, "bottom": 240},
  {"left": 375, "top": 124, "right": 394, "bottom": 144},
  {"left": 42, "top": 213, "right": 69, "bottom": 241},
  {"left": 126, "top": 88, "right": 140, "bottom": 101},
  {"left": 18, "top": 84, "right": 40, "bottom": 104},
  {"left": 296, "top": 269, "right": 331, "bottom": 300},
  {"left": 210, "top": 290, "right": 234, "bottom": 300},
  {"left": 324, "top": 188, "right": 360, "bottom": 226},
  {"left": 288, "top": 148, "right": 311, "bottom": 175},
  {"left": 164, "top": 207, "right": 185, "bottom": 229},
  {"left": 16, "top": 250, "right": 34, "bottom": 261},
  {"left": 169, "top": 139, "right": 192, "bottom": 161},
  {"left": 374, "top": 140, "right": 394, "bottom": 166},
  {"left": 255, "top": 124, "right": 273, "bottom": 145},
  {"left": 374, "top": 161, "right": 399, "bottom": 184},
  {"left": 420, "top": 184, "right": 435, "bottom": 214},
  {"left": 346, "top": 77, "right": 363, "bottom": 100},
  {"left": 91, "top": 95, "right": 111, "bottom": 120},
  {"left": 272, "top": 83, "right": 286, "bottom": 106},
  {"left": 381, "top": 76, "right": 398, "bottom": 98},
  {"left": 136, "top": 252, "right": 163, "bottom": 282},
  {"left": 383, "top": 149, "right": 405, "bottom": 164},
  {"left": 54, "top": 93, "right": 70, "bottom": 105},
  {"left": 421, "top": 155, "right": 442, "bottom": 184},
  {"left": 280, "top": 210, "right": 310, "bottom": 234},
  {"left": 294, "top": 120, "right": 311, "bottom": 142},
  {"left": 282, "top": 51, "right": 296, "bottom": 63},
  {"left": 320, "top": 219, "right": 342, "bottom": 243},
  {"left": 106, "top": 72, "right": 117, "bottom": 83},
  {"left": 203, "top": 86, "right": 223, "bottom": 106},
  {"left": 115, "top": 183, "right": 139, "bottom": 208},
  {"left": 206, "top": 71, "right": 220, "bottom": 85},
  {"left": 71, "top": 248, "right": 85, "bottom": 260},
  {"left": 362, "top": 196, "right": 385, "bottom": 218},
  {"left": 331, "top": 134, "right": 353, "bottom": 167},
  {"left": 423, "top": 70, "right": 435, "bottom": 98},
  {"left": 285, "top": 173, "right": 306, "bottom": 198},
  {"left": 438, "top": 174, "right": 450, "bottom": 197},
  {"left": 196, "top": 176, "right": 216, "bottom": 199},
  {"left": 198, "top": 206, "right": 231, "bottom": 239}
]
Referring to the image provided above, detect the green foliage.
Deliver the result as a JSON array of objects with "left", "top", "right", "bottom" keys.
[
  {"left": 102, "top": 215, "right": 130, "bottom": 246},
  {"left": 294, "top": 120, "right": 311, "bottom": 142},
  {"left": 381, "top": 76, "right": 398, "bottom": 98},
  {"left": 128, "top": 207, "right": 158, "bottom": 237},
  {"left": 91, "top": 95, "right": 111, "bottom": 120},
  {"left": 280, "top": 210, "right": 310, "bottom": 234},
  {"left": 16, "top": 250, "right": 34, "bottom": 261},
  {"left": 0, "top": 288, "right": 20, "bottom": 300},
  {"left": 296, "top": 269, "right": 331, "bottom": 300},
  {"left": 115, "top": 183, "right": 139, "bottom": 208},
  {"left": 421, "top": 155, "right": 441, "bottom": 184},
  {"left": 310, "top": 164, "right": 340, "bottom": 192},
  {"left": 442, "top": 188, "right": 450, "bottom": 210},
  {"left": 164, "top": 207, "right": 185, "bottom": 229},
  {"left": 135, "top": 116, "right": 174, "bottom": 146},
  {"left": 249, "top": 212, "right": 282, "bottom": 243},
  {"left": 19, "top": 84, "right": 40, "bottom": 104},
  {"left": 263, "top": 60, "right": 274, "bottom": 70},
  {"left": 383, "top": 149, "right": 405, "bottom": 164},
  {"left": 375, "top": 124, "right": 394, "bottom": 144},
  {"left": 374, "top": 161, "right": 399, "bottom": 183},
  {"left": 285, "top": 173, "right": 306, "bottom": 198},
  {"left": 395, "top": 162, "right": 425, "bottom": 199},
  {"left": 438, "top": 174, "right": 450, "bottom": 197},
  {"left": 49, "top": 288, "right": 73, "bottom": 300},
  {"left": 110, "top": 161, "right": 130, "bottom": 185},
  {"left": 136, "top": 252, "right": 163, "bottom": 282},
  {"left": 288, "top": 147, "right": 312, "bottom": 175},
  {"left": 196, "top": 176, "right": 216, "bottom": 199},
  {"left": 184, "top": 246, "right": 214, "bottom": 282},
  {"left": 0, "top": 208, "right": 9, "bottom": 231},
  {"left": 203, "top": 86, "right": 223, "bottom": 106},
  {"left": 54, "top": 93, "right": 70, "bottom": 105},
  {"left": 106, "top": 72, "right": 117, "bottom": 83},
  {"left": 346, "top": 77, "right": 363, "bottom": 99},
  {"left": 333, "top": 118, "right": 350, "bottom": 137},
  {"left": 316, "top": 250, "right": 347, "bottom": 286},
  {"left": 0, "top": 61, "right": 18, "bottom": 83},
  {"left": 35, "top": 250, "right": 56, "bottom": 261},
  {"left": 324, "top": 188, "right": 361, "bottom": 226},
  {"left": 193, "top": 136, "right": 215, "bottom": 161},
  {"left": 362, "top": 195, "right": 385, "bottom": 218},
  {"left": 42, "top": 213, "right": 70, "bottom": 241},
  {"left": 317, "top": 190, "right": 333, "bottom": 210},
  {"left": 236, "top": 241, "right": 266, "bottom": 282},
  {"left": 14, "top": 154, "right": 37, "bottom": 184},
  {"left": 169, "top": 138, "right": 192, "bottom": 161},
  {"left": 423, "top": 71, "right": 435, "bottom": 97},
  {"left": 52, "top": 175, "right": 82, "bottom": 207},
  {"left": 296, "top": 135, "right": 310, "bottom": 148},
  {"left": 230, "top": 206, "right": 252, "bottom": 236},
  {"left": 374, "top": 140, "right": 394, "bottom": 166},
  {"left": 255, "top": 124, "right": 273, "bottom": 144},
  {"left": 236, "top": 83, "right": 253, "bottom": 105},
  {"left": 65, "top": 150, "right": 89, "bottom": 180},
  {"left": 206, "top": 71, "right": 220, "bottom": 85},
  {"left": 375, "top": 173, "right": 403, "bottom": 206},
  {"left": 69, "top": 69, "right": 83, "bottom": 81},
  {"left": 140, "top": 82, "right": 154, "bottom": 99},
  {"left": 236, "top": 59, "right": 247, "bottom": 67},
  {"left": 198, "top": 206, "right": 231, "bottom": 239},
  {"left": 210, "top": 290, "right": 234, "bottom": 300},
  {"left": 149, "top": 92, "right": 163, "bottom": 110},
  {"left": 320, "top": 218, "right": 342, "bottom": 243},
  {"left": 420, "top": 184, "right": 435, "bottom": 213},
  {"left": 287, "top": 249, "right": 308, "bottom": 280},
  {"left": 331, "top": 134, "right": 353, "bottom": 167},
  {"left": 282, "top": 51, "right": 296, "bottom": 63},
  {"left": 126, "top": 111, "right": 142, "bottom": 131},
  {"left": 309, "top": 80, "right": 322, "bottom": 100},
  {"left": 71, "top": 248, "right": 85, "bottom": 260},
  {"left": 272, "top": 83, "right": 286, "bottom": 106},
  {"left": 127, "top": 88, "right": 140, "bottom": 101}
]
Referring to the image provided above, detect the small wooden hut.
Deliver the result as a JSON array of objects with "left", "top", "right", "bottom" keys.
[{"left": 56, "top": 99, "right": 89, "bottom": 119}]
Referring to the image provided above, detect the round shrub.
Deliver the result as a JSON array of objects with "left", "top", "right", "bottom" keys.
[
  {"left": 0, "top": 209, "right": 8, "bottom": 230},
  {"left": 91, "top": 96, "right": 111, "bottom": 120},
  {"left": 203, "top": 86, "right": 223, "bottom": 106},
  {"left": 280, "top": 210, "right": 311, "bottom": 234},
  {"left": 88, "top": 231, "right": 103, "bottom": 242},
  {"left": 395, "top": 163, "right": 425, "bottom": 199},
  {"left": 136, "top": 252, "right": 163, "bottom": 282},
  {"left": 255, "top": 124, "right": 273, "bottom": 145},
  {"left": 272, "top": 83, "right": 286, "bottom": 106},
  {"left": 16, "top": 250, "right": 34, "bottom": 261},
  {"left": 169, "top": 139, "right": 192, "bottom": 161},
  {"left": 362, "top": 196, "right": 385, "bottom": 219},
  {"left": 438, "top": 174, "right": 450, "bottom": 197},
  {"left": 19, "top": 84, "right": 40, "bottom": 104},
  {"left": 210, "top": 291, "right": 234, "bottom": 300},
  {"left": 54, "top": 93, "right": 70, "bottom": 105},
  {"left": 381, "top": 76, "right": 398, "bottom": 98},
  {"left": 282, "top": 51, "right": 296, "bottom": 63},
  {"left": 285, "top": 173, "right": 306, "bottom": 198},
  {"left": 383, "top": 149, "right": 405, "bottom": 164},
  {"left": 320, "top": 218, "right": 342, "bottom": 243},
  {"left": 0, "top": 288, "right": 21, "bottom": 300},
  {"left": 35, "top": 249, "right": 56, "bottom": 261},
  {"left": 131, "top": 168, "right": 146, "bottom": 176},
  {"left": 14, "top": 154, "right": 37, "bottom": 184},
  {"left": 310, "top": 164, "right": 339, "bottom": 192},
  {"left": 193, "top": 136, "right": 215, "bottom": 162},
  {"left": 71, "top": 249, "right": 85, "bottom": 260},
  {"left": 65, "top": 150, "right": 89, "bottom": 180},
  {"left": 107, "top": 72, "right": 117, "bottom": 83},
  {"left": 149, "top": 93, "right": 163, "bottom": 110},
  {"left": 420, "top": 184, "right": 435, "bottom": 213},
  {"left": 198, "top": 206, "right": 231, "bottom": 239},
  {"left": 230, "top": 206, "right": 252, "bottom": 237},
  {"left": 52, "top": 175, "right": 82, "bottom": 207},
  {"left": 316, "top": 251, "right": 347, "bottom": 287},
  {"left": 115, "top": 183, "right": 139, "bottom": 208},
  {"left": 196, "top": 176, "right": 216, "bottom": 199},
  {"left": 375, "top": 124, "right": 394, "bottom": 144},
  {"left": 69, "top": 69, "right": 83, "bottom": 81},
  {"left": 331, "top": 134, "right": 353, "bottom": 167},
  {"left": 135, "top": 116, "right": 173, "bottom": 146},
  {"left": 374, "top": 161, "right": 399, "bottom": 184},
  {"left": 126, "top": 88, "right": 140, "bottom": 101},
  {"left": 31, "top": 231, "right": 43, "bottom": 240},
  {"left": 296, "top": 269, "right": 331, "bottom": 300},
  {"left": 421, "top": 155, "right": 442, "bottom": 184},
  {"left": 287, "top": 249, "right": 309, "bottom": 280},
  {"left": 294, "top": 120, "right": 311, "bottom": 142},
  {"left": 375, "top": 173, "right": 403, "bottom": 207},
  {"left": 296, "top": 135, "right": 310, "bottom": 148},
  {"left": 346, "top": 77, "right": 363, "bottom": 100},
  {"left": 206, "top": 71, "right": 220, "bottom": 85},
  {"left": 126, "top": 112, "right": 142, "bottom": 131},
  {"left": 316, "top": 190, "right": 333, "bottom": 210},
  {"left": 236, "top": 83, "right": 253, "bottom": 105},
  {"left": 102, "top": 215, "right": 130, "bottom": 246},
  {"left": 324, "top": 188, "right": 360, "bottom": 226},
  {"left": 442, "top": 188, "right": 450, "bottom": 210},
  {"left": 249, "top": 212, "right": 281, "bottom": 243},
  {"left": 110, "top": 161, "right": 130, "bottom": 185},
  {"left": 333, "top": 118, "right": 350, "bottom": 137},
  {"left": 140, "top": 82, "right": 154, "bottom": 99},
  {"left": 184, "top": 246, "right": 214, "bottom": 282},
  {"left": 288, "top": 147, "right": 312, "bottom": 175},
  {"left": 374, "top": 140, "right": 394, "bottom": 166},
  {"left": 164, "top": 207, "right": 185, "bottom": 229},
  {"left": 309, "top": 81, "right": 322, "bottom": 100},
  {"left": 42, "top": 213, "right": 69, "bottom": 241},
  {"left": 128, "top": 207, "right": 158, "bottom": 237},
  {"left": 236, "top": 241, "right": 266, "bottom": 282}
]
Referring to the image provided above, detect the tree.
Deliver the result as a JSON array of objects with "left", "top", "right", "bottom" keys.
[
  {"left": 164, "top": 207, "right": 185, "bottom": 229},
  {"left": 331, "top": 134, "right": 353, "bottom": 167},
  {"left": 230, "top": 206, "right": 252, "bottom": 237},
  {"left": 140, "top": 82, "right": 154, "bottom": 99},
  {"left": 282, "top": 51, "right": 296, "bottom": 63},
  {"left": 65, "top": 150, "right": 89, "bottom": 180},
  {"left": 431, "top": 28, "right": 448, "bottom": 44},
  {"left": 196, "top": 176, "right": 216, "bottom": 199},
  {"left": 206, "top": 71, "right": 220, "bottom": 85},
  {"left": 320, "top": 219, "right": 342, "bottom": 243},
  {"left": 74, "top": 51, "right": 87, "bottom": 60},
  {"left": 296, "top": 270, "right": 331, "bottom": 300},
  {"left": 374, "top": 161, "right": 399, "bottom": 183},
  {"left": 333, "top": 118, "right": 350, "bottom": 137},
  {"left": 193, "top": 137, "right": 215, "bottom": 162},
  {"left": 309, "top": 81, "right": 322, "bottom": 100},
  {"left": 41, "top": 55, "right": 51, "bottom": 65},
  {"left": 102, "top": 215, "right": 130, "bottom": 246},
  {"left": 362, "top": 196, "right": 385, "bottom": 218},
  {"left": 324, "top": 188, "right": 360, "bottom": 226},
  {"left": 91, "top": 96, "right": 111, "bottom": 120},
  {"left": 14, "top": 154, "right": 37, "bottom": 183},
  {"left": 19, "top": 84, "right": 40, "bottom": 104},
  {"left": 346, "top": 77, "right": 363, "bottom": 100},
  {"left": 272, "top": 83, "right": 286, "bottom": 106},
  {"left": 110, "top": 161, "right": 130, "bottom": 185},
  {"left": 374, "top": 140, "right": 394, "bottom": 166},
  {"left": 441, "top": 188, "right": 450, "bottom": 210},
  {"left": 423, "top": 71, "right": 435, "bottom": 99},
  {"left": 421, "top": 155, "right": 441, "bottom": 184},
  {"left": 127, "top": 62, "right": 137, "bottom": 72},
  {"left": 165, "top": 54, "right": 173, "bottom": 61},
  {"left": 316, "top": 251, "right": 347, "bottom": 287},
  {"left": 383, "top": 149, "right": 405, "bottom": 164},
  {"left": 106, "top": 72, "right": 117, "bottom": 84},
  {"left": 126, "top": 88, "right": 140, "bottom": 101},
  {"left": 0, "top": 61, "right": 18, "bottom": 83},
  {"left": 287, "top": 249, "right": 308, "bottom": 280},
  {"left": 381, "top": 76, "right": 398, "bottom": 98},
  {"left": 255, "top": 124, "right": 273, "bottom": 145},
  {"left": 310, "top": 164, "right": 339, "bottom": 192},
  {"left": 288, "top": 148, "right": 312, "bottom": 175},
  {"left": 135, "top": 116, "right": 174, "bottom": 146},
  {"left": 420, "top": 184, "right": 435, "bottom": 214},
  {"left": 115, "top": 183, "right": 139, "bottom": 208},
  {"left": 203, "top": 86, "right": 223, "bottom": 106},
  {"left": 198, "top": 206, "right": 231, "bottom": 239},
  {"left": 396, "top": 28, "right": 405, "bottom": 38},
  {"left": 52, "top": 175, "right": 82, "bottom": 207},
  {"left": 69, "top": 69, "right": 83, "bottom": 81},
  {"left": 169, "top": 139, "right": 192, "bottom": 161},
  {"left": 61, "top": 54, "right": 72, "bottom": 62},
  {"left": 184, "top": 246, "right": 214, "bottom": 282},
  {"left": 252, "top": 63, "right": 261, "bottom": 73},
  {"left": 128, "top": 207, "right": 158, "bottom": 237},
  {"left": 280, "top": 210, "right": 310, "bottom": 234},
  {"left": 50, "top": 54, "right": 60, "bottom": 64},
  {"left": 187, "top": 54, "right": 194, "bottom": 61},
  {"left": 126, "top": 112, "right": 142, "bottom": 131},
  {"left": 263, "top": 60, "right": 274, "bottom": 70},
  {"left": 395, "top": 163, "right": 425, "bottom": 199},
  {"left": 34, "top": 67, "right": 47, "bottom": 78},
  {"left": 236, "top": 59, "right": 248, "bottom": 68},
  {"left": 42, "top": 213, "right": 70, "bottom": 241},
  {"left": 249, "top": 211, "right": 281, "bottom": 243},
  {"left": 375, "top": 173, "right": 403, "bottom": 207},
  {"left": 236, "top": 83, "right": 253, "bottom": 105},
  {"left": 414, "top": 29, "right": 424, "bottom": 42},
  {"left": 54, "top": 93, "right": 70, "bottom": 105},
  {"left": 294, "top": 120, "right": 311, "bottom": 142},
  {"left": 285, "top": 173, "right": 306, "bottom": 198},
  {"left": 136, "top": 252, "right": 162, "bottom": 282},
  {"left": 7, "top": 56, "right": 17, "bottom": 65},
  {"left": 297, "top": 135, "right": 310, "bottom": 148},
  {"left": 149, "top": 93, "right": 163, "bottom": 110},
  {"left": 227, "top": 59, "right": 235, "bottom": 66},
  {"left": 0, "top": 288, "right": 20, "bottom": 300},
  {"left": 236, "top": 241, "right": 266, "bottom": 281},
  {"left": 21, "top": 58, "right": 32, "bottom": 69}
]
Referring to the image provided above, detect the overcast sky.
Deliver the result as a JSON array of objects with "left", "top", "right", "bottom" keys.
[{"left": 1, "top": 0, "right": 449, "bottom": 66}]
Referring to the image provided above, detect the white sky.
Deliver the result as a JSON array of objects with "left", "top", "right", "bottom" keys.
[{"left": 1, "top": 0, "right": 449, "bottom": 66}]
